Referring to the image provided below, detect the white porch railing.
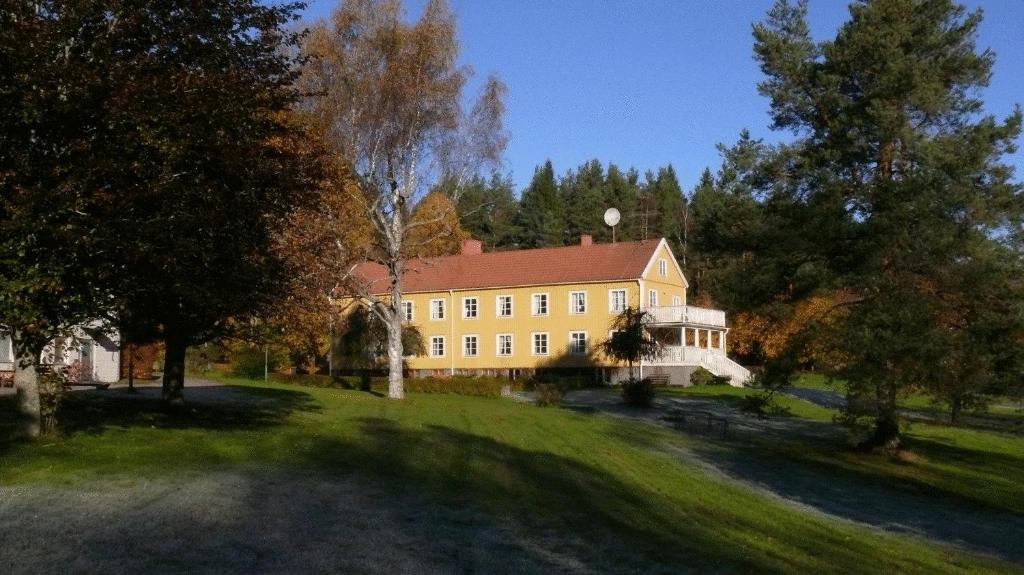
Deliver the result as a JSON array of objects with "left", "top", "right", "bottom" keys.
[
  {"left": 647, "top": 345, "right": 751, "bottom": 385},
  {"left": 644, "top": 305, "right": 726, "bottom": 327}
]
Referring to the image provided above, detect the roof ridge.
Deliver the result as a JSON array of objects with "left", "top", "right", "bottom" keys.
[{"left": 407, "top": 238, "right": 657, "bottom": 264}]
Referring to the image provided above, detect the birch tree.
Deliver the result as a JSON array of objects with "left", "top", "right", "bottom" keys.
[{"left": 299, "top": 0, "right": 507, "bottom": 399}]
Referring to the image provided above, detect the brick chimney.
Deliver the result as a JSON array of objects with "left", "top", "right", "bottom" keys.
[
  {"left": 461, "top": 239, "right": 482, "bottom": 255},
  {"left": 580, "top": 234, "right": 593, "bottom": 246}
]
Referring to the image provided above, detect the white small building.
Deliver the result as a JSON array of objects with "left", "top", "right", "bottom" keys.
[{"left": 0, "top": 323, "right": 121, "bottom": 384}]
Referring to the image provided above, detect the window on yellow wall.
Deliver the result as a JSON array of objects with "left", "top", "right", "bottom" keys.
[
  {"left": 463, "top": 297, "right": 478, "bottom": 319},
  {"left": 532, "top": 332, "right": 548, "bottom": 355},
  {"left": 497, "top": 295, "right": 512, "bottom": 317},
  {"left": 402, "top": 301, "right": 414, "bottom": 322},
  {"left": 497, "top": 334, "right": 512, "bottom": 356},
  {"left": 531, "top": 293, "right": 548, "bottom": 316},
  {"left": 648, "top": 289, "right": 658, "bottom": 307},
  {"left": 463, "top": 335, "right": 478, "bottom": 357},
  {"left": 429, "top": 299, "right": 445, "bottom": 320},
  {"left": 569, "top": 291, "right": 587, "bottom": 314},
  {"left": 609, "top": 289, "right": 626, "bottom": 312},
  {"left": 569, "top": 331, "right": 587, "bottom": 355},
  {"left": 659, "top": 258, "right": 668, "bottom": 277},
  {"left": 429, "top": 336, "right": 445, "bottom": 357},
  {"left": 672, "top": 295, "right": 681, "bottom": 307}
]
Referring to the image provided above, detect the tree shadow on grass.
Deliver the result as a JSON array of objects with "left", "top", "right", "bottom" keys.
[
  {"left": 690, "top": 438, "right": 1024, "bottom": 563},
  {"left": 1, "top": 396, "right": 1003, "bottom": 572},
  {"left": 0, "top": 384, "right": 320, "bottom": 453},
  {"left": 267, "top": 417, "right": 965, "bottom": 573}
]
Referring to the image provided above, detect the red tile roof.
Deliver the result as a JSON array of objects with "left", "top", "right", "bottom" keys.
[{"left": 353, "top": 240, "right": 663, "bottom": 294}]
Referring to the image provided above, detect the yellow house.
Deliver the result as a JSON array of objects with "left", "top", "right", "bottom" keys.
[{"left": 350, "top": 236, "right": 749, "bottom": 386}]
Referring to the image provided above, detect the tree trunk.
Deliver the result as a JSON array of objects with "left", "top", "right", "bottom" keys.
[
  {"left": 861, "top": 381, "right": 900, "bottom": 451},
  {"left": 384, "top": 249, "right": 405, "bottom": 400},
  {"left": 949, "top": 396, "right": 963, "bottom": 426},
  {"left": 12, "top": 331, "right": 42, "bottom": 438},
  {"left": 127, "top": 343, "right": 135, "bottom": 392},
  {"left": 385, "top": 311, "right": 404, "bottom": 400},
  {"left": 162, "top": 334, "right": 187, "bottom": 403}
]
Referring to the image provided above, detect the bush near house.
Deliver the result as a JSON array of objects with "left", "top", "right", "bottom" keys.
[
  {"left": 533, "top": 383, "right": 564, "bottom": 407},
  {"left": 621, "top": 378, "right": 656, "bottom": 407}
]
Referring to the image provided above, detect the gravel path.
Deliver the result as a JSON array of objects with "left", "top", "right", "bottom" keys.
[{"left": 0, "top": 471, "right": 591, "bottom": 575}]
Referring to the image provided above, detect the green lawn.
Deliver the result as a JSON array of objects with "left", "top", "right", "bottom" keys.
[
  {"left": 666, "top": 383, "right": 1024, "bottom": 516},
  {"left": 1, "top": 379, "right": 1020, "bottom": 573}
]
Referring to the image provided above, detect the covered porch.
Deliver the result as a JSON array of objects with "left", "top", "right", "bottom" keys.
[{"left": 640, "top": 305, "right": 749, "bottom": 385}]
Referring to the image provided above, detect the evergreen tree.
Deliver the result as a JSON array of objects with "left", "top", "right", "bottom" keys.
[
  {"left": 516, "top": 160, "right": 565, "bottom": 247},
  {"left": 716, "top": 0, "right": 1024, "bottom": 448},
  {"left": 456, "top": 173, "right": 517, "bottom": 250},
  {"left": 562, "top": 159, "right": 609, "bottom": 242},
  {"left": 648, "top": 164, "right": 687, "bottom": 253},
  {"left": 603, "top": 164, "right": 642, "bottom": 241}
]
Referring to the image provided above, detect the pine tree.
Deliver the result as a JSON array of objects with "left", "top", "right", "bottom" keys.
[
  {"left": 456, "top": 173, "right": 517, "bottom": 250},
  {"left": 516, "top": 160, "right": 565, "bottom": 247},
  {"left": 648, "top": 164, "right": 687, "bottom": 253},
  {"left": 603, "top": 164, "right": 641, "bottom": 241},
  {"left": 562, "top": 159, "right": 609, "bottom": 242},
  {"left": 720, "top": 0, "right": 1024, "bottom": 448}
]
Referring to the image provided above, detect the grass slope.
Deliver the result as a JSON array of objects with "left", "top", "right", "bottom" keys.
[
  {"left": 0, "top": 380, "right": 1019, "bottom": 574},
  {"left": 666, "top": 383, "right": 1024, "bottom": 516}
]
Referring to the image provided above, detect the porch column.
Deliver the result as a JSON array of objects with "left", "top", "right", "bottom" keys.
[
  {"left": 706, "top": 329, "right": 712, "bottom": 351},
  {"left": 721, "top": 331, "right": 727, "bottom": 351}
]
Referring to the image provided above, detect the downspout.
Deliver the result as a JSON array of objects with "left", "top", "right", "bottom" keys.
[
  {"left": 449, "top": 289, "right": 455, "bottom": 376},
  {"left": 637, "top": 279, "right": 644, "bottom": 380}
]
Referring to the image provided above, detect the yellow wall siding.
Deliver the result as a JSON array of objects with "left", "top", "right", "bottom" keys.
[
  {"left": 400, "top": 280, "right": 644, "bottom": 371},
  {"left": 640, "top": 242, "right": 687, "bottom": 308},
  {"left": 340, "top": 240, "right": 692, "bottom": 373}
]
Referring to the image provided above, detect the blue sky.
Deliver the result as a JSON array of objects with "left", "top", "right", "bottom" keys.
[{"left": 299, "top": 0, "right": 1023, "bottom": 193}]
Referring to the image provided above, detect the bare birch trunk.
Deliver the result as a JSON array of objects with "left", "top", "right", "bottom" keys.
[
  {"left": 12, "top": 331, "right": 41, "bottom": 438},
  {"left": 385, "top": 312, "right": 404, "bottom": 399},
  {"left": 386, "top": 254, "right": 405, "bottom": 399}
]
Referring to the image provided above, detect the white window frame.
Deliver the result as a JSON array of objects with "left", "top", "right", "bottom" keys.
[
  {"left": 429, "top": 298, "right": 445, "bottom": 321},
  {"left": 648, "top": 289, "right": 658, "bottom": 307},
  {"left": 659, "top": 258, "right": 668, "bottom": 277},
  {"left": 569, "top": 291, "right": 587, "bottom": 315},
  {"left": 429, "top": 336, "right": 446, "bottom": 358},
  {"left": 496, "top": 294, "right": 513, "bottom": 318},
  {"left": 402, "top": 300, "right": 414, "bottom": 322},
  {"left": 569, "top": 331, "right": 588, "bottom": 355},
  {"left": 462, "top": 296, "right": 479, "bottom": 319},
  {"left": 532, "top": 332, "right": 549, "bottom": 356},
  {"left": 496, "top": 333, "right": 513, "bottom": 356},
  {"left": 531, "top": 292, "right": 549, "bottom": 316},
  {"left": 671, "top": 295, "right": 682, "bottom": 307},
  {"left": 462, "top": 334, "right": 479, "bottom": 357},
  {"left": 609, "top": 289, "right": 627, "bottom": 313}
]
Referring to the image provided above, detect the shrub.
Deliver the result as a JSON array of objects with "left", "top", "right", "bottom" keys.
[
  {"left": 285, "top": 373, "right": 521, "bottom": 397},
  {"left": 710, "top": 374, "right": 732, "bottom": 386},
  {"left": 689, "top": 368, "right": 714, "bottom": 387},
  {"left": 534, "top": 383, "right": 563, "bottom": 407},
  {"left": 621, "top": 378, "right": 656, "bottom": 407},
  {"left": 406, "top": 376, "right": 522, "bottom": 396},
  {"left": 271, "top": 373, "right": 336, "bottom": 388},
  {"left": 231, "top": 346, "right": 287, "bottom": 380}
]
